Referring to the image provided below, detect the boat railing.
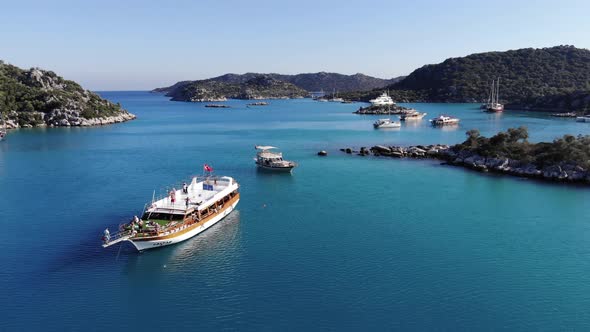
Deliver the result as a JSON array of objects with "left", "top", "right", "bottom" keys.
[{"left": 102, "top": 229, "right": 133, "bottom": 247}]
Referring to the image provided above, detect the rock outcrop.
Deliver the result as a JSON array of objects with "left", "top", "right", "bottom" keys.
[
  {"left": 0, "top": 60, "right": 135, "bottom": 128},
  {"left": 342, "top": 144, "right": 590, "bottom": 185}
]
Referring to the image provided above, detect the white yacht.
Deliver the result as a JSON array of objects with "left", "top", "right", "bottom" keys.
[
  {"left": 101, "top": 174, "right": 240, "bottom": 252},
  {"left": 400, "top": 111, "right": 427, "bottom": 121},
  {"left": 254, "top": 146, "right": 297, "bottom": 172},
  {"left": 329, "top": 89, "right": 344, "bottom": 102},
  {"left": 370, "top": 92, "right": 395, "bottom": 106},
  {"left": 373, "top": 118, "right": 401, "bottom": 129},
  {"left": 576, "top": 115, "right": 590, "bottom": 123},
  {"left": 430, "top": 115, "right": 460, "bottom": 126}
]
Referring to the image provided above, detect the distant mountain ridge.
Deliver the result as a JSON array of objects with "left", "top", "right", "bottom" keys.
[
  {"left": 341, "top": 45, "right": 590, "bottom": 111},
  {"left": 154, "top": 72, "right": 402, "bottom": 99},
  {"left": 166, "top": 75, "right": 308, "bottom": 102}
]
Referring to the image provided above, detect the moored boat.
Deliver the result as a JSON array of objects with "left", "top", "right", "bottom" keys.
[
  {"left": 255, "top": 146, "right": 297, "bottom": 172},
  {"left": 373, "top": 118, "right": 401, "bottom": 129},
  {"left": 102, "top": 171, "right": 240, "bottom": 251},
  {"left": 576, "top": 115, "right": 590, "bottom": 123},
  {"left": 400, "top": 111, "right": 427, "bottom": 121},
  {"left": 369, "top": 92, "right": 395, "bottom": 106},
  {"left": 484, "top": 78, "right": 504, "bottom": 112},
  {"left": 430, "top": 115, "right": 460, "bottom": 126}
]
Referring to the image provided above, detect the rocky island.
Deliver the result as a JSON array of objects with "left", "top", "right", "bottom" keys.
[
  {"left": 0, "top": 61, "right": 135, "bottom": 128},
  {"left": 153, "top": 72, "right": 402, "bottom": 102},
  {"left": 342, "top": 127, "right": 590, "bottom": 185},
  {"left": 161, "top": 75, "right": 307, "bottom": 102},
  {"left": 354, "top": 104, "right": 415, "bottom": 115}
]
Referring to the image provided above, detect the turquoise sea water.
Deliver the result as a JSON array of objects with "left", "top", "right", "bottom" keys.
[{"left": 2, "top": 92, "right": 590, "bottom": 330}]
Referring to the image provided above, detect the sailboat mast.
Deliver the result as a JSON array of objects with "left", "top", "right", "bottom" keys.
[
  {"left": 492, "top": 80, "right": 496, "bottom": 105},
  {"left": 496, "top": 77, "right": 500, "bottom": 104}
]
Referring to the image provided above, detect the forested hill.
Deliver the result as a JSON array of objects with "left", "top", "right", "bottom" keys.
[
  {"left": 340, "top": 46, "right": 590, "bottom": 111},
  {"left": 154, "top": 72, "right": 401, "bottom": 96},
  {"left": 0, "top": 61, "right": 135, "bottom": 128},
  {"left": 390, "top": 45, "right": 590, "bottom": 104},
  {"left": 166, "top": 75, "right": 308, "bottom": 102}
]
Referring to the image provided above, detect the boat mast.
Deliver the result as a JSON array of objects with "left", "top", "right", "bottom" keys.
[
  {"left": 491, "top": 79, "right": 496, "bottom": 106},
  {"left": 496, "top": 77, "right": 500, "bottom": 105},
  {"left": 488, "top": 80, "right": 494, "bottom": 105}
]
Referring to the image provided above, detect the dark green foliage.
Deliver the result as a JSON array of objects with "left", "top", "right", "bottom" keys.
[
  {"left": 456, "top": 127, "right": 590, "bottom": 168},
  {"left": 342, "top": 46, "right": 590, "bottom": 109},
  {"left": 393, "top": 45, "right": 590, "bottom": 103},
  {"left": 509, "top": 90, "right": 590, "bottom": 113},
  {"left": 168, "top": 75, "right": 308, "bottom": 101}
]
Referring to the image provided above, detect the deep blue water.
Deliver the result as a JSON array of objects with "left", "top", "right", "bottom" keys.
[{"left": 2, "top": 92, "right": 590, "bottom": 331}]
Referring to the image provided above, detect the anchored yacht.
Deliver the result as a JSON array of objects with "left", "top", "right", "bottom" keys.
[
  {"left": 484, "top": 78, "right": 504, "bottom": 112},
  {"left": 430, "top": 115, "right": 460, "bottom": 126},
  {"left": 370, "top": 92, "right": 395, "bottom": 106},
  {"left": 255, "top": 146, "right": 297, "bottom": 172},
  {"left": 101, "top": 173, "right": 240, "bottom": 251},
  {"left": 400, "top": 111, "right": 427, "bottom": 121}
]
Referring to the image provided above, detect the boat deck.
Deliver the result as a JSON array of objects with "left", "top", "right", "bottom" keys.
[{"left": 147, "top": 176, "right": 236, "bottom": 215}]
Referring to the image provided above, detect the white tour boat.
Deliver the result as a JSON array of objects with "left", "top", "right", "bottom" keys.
[
  {"left": 400, "top": 111, "right": 427, "bottom": 121},
  {"left": 430, "top": 115, "right": 460, "bottom": 126},
  {"left": 255, "top": 146, "right": 297, "bottom": 172},
  {"left": 102, "top": 173, "right": 240, "bottom": 251},
  {"left": 576, "top": 115, "right": 590, "bottom": 123},
  {"left": 370, "top": 92, "right": 395, "bottom": 106},
  {"left": 373, "top": 118, "right": 401, "bottom": 129}
]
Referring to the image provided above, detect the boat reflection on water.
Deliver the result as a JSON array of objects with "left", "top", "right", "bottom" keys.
[
  {"left": 486, "top": 111, "right": 504, "bottom": 122},
  {"left": 438, "top": 124, "right": 461, "bottom": 132},
  {"left": 401, "top": 120, "right": 422, "bottom": 128},
  {"left": 123, "top": 210, "right": 242, "bottom": 275}
]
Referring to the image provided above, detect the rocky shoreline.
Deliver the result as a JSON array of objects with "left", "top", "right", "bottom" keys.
[
  {"left": 341, "top": 144, "right": 590, "bottom": 185},
  {"left": 354, "top": 104, "right": 416, "bottom": 115},
  {"left": 4, "top": 110, "right": 136, "bottom": 129}
]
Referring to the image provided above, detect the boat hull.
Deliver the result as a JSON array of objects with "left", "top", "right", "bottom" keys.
[
  {"left": 485, "top": 107, "right": 504, "bottom": 112},
  {"left": 374, "top": 124, "right": 401, "bottom": 129},
  {"left": 256, "top": 164, "right": 295, "bottom": 172},
  {"left": 129, "top": 197, "right": 239, "bottom": 251}
]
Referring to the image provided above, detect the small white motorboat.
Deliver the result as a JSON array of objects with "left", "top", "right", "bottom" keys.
[
  {"left": 373, "top": 118, "right": 401, "bottom": 129},
  {"left": 254, "top": 146, "right": 297, "bottom": 172}
]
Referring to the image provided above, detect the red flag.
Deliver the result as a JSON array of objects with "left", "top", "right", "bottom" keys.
[{"left": 204, "top": 164, "right": 213, "bottom": 172}]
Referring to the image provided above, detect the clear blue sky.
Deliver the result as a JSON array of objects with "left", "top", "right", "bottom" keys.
[{"left": 1, "top": 0, "right": 589, "bottom": 90}]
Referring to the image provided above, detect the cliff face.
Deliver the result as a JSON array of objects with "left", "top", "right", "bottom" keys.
[
  {"left": 0, "top": 61, "right": 135, "bottom": 128},
  {"left": 166, "top": 75, "right": 308, "bottom": 102}
]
